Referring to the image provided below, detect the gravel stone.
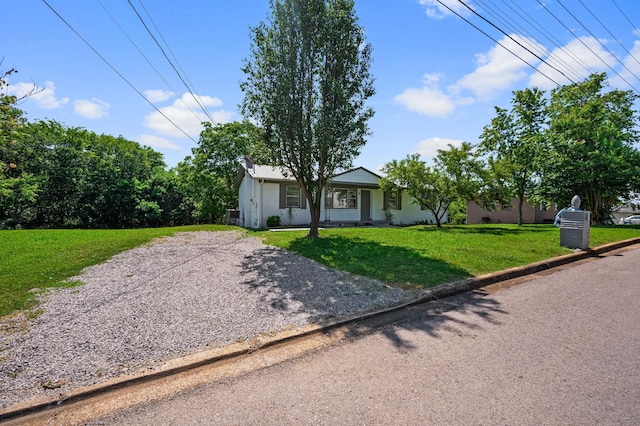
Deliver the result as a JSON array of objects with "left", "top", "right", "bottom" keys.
[{"left": 0, "top": 231, "right": 415, "bottom": 408}]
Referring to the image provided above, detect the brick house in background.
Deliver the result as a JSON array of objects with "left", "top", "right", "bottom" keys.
[{"left": 466, "top": 197, "right": 558, "bottom": 224}]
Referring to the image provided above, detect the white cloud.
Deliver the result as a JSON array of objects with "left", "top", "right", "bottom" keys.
[
  {"left": 601, "top": 39, "right": 640, "bottom": 91},
  {"left": 394, "top": 73, "right": 455, "bottom": 118},
  {"left": 9, "top": 80, "right": 69, "bottom": 109},
  {"left": 419, "top": 0, "right": 473, "bottom": 19},
  {"left": 137, "top": 134, "right": 181, "bottom": 151},
  {"left": 144, "top": 89, "right": 175, "bottom": 103},
  {"left": 413, "top": 137, "right": 464, "bottom": 161},
  {"left": 453, "top": 35, "right": 545, "bottom": 101},
  {"left": 144, "top": 93, "right": 232, "bottom": 139},
  {"left": 74, "top": 98, "right": 109, "bottom": 119},
  {"left": 530, "top": 36, "right": 616, "bottom": 89},
  {"left": 395, "top": 35, "right": 547, "bottom": 118}
]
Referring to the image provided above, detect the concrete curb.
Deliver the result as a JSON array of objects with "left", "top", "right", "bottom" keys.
[{"left": 2, "top": 236, "right": 640, "bottom": 422}]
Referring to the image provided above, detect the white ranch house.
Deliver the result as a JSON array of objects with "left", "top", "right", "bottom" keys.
[{"left": 234, "top": 161, "right": 443, "bottom": 228}]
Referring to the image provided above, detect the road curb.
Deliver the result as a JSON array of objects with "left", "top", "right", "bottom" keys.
[{"left": 2, "top": 236, "right": 640, "bottom": 422}]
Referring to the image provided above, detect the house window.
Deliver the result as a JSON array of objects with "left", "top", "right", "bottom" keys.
[
  {"left": 326, "top": 188, "right": 357, "bottom": 209},
  {"left": 502, "top": 203, "right": 513, "bottom": 210},
  {"left": 384, "top": 189, "right": 402, "bottom": 210},
  {"left": 286, "top": 185, "right": 301, "bottom": 208}
]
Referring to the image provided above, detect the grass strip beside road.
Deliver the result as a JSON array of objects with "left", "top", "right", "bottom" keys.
[
  {"left": 260, "top": 224, "right": 640, "bottom": 290},
  {"left": 0, "top": 225, "right": 237, "bottom": 317}
]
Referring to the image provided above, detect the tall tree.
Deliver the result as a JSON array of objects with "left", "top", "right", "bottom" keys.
[
  {"left": 1, "top": 66, "right": 40, "bottom": 227},
  {"left": 479, "top": 87, "right": 547, "bottom": 225},
  {"left": 241, "top": 0, "right": 375, "bottom": 238},
  {"left": 380, "top": 143, "right": 487, "bottom": 228},
  {"left": 539, "top": 73, "right": 640, "bottom": 223},
  {"left": 177, "top": 121, "right": 266, "bottom": 223}
]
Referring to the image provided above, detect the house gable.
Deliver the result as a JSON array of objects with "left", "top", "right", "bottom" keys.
[{"left": 330, "top": 167, "right": 381, "bottom": 187}]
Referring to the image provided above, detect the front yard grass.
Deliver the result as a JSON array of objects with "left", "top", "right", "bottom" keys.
[
  {"left": 2, "top": 223, "right": 638, "bottom": 319},
  {"left": 0, "top": 225, "right": 237, "bottom": 317},
  {"left": 260, "top": 224, "right": 640, "bottom": 289}
]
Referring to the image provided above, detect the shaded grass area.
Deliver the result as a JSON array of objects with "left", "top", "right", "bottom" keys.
[
  {"left": 0, "top": 225, "right": 238, "bottom": 317},
  {"left": 259, "top": 224, "right": 640, "bottom": 290}
]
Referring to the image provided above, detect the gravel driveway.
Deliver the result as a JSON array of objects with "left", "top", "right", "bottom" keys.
[{"left": 0, "top": 231, "right": 414, "bottom": 408}]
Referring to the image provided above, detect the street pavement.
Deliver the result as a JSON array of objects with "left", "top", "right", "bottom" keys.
[{"left": 88, "top": 246, "right": 640, "bottom": 425}]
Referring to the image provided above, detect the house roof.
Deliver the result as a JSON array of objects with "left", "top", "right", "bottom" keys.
[
  {"left": 246, "top": 164, "right": 295, "bottom": 181},
  {"left": 332, "top": 166, "right": 382, "bottom": 180},
  {"left": 235, "top": 162, "right": 383, "bottom": 189},
  {"left": 234, "top": 162, "right": 295, "bottom": 189}
]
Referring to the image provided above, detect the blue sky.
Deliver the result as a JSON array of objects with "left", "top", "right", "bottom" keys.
[{"left": 3, "top": 0, "right": 640, "bottom": 171}]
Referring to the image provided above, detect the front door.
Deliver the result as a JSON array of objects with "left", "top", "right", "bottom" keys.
[{"left": 360, "top": 190, "right": 371, "bottom": 221}]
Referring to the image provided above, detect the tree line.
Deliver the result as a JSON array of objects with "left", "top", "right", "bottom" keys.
[
  {"left": 2, "top": 63, "right": 267, "bottom": 228},
  {"left": 382, "top": 73, "right": 640, "bottom": 226}
]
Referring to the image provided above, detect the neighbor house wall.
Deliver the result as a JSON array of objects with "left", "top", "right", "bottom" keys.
[{"left": 467, "top": 198, "right": 557, "bottom": 224}]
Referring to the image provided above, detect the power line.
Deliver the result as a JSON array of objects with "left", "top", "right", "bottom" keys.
[
  {"left": 610, "top": 0, "right": 640, "bottom": 35},
  {"left": 555, "top": 0, "right": 640, "bottom": 93},
  {"left": 434, "top": 0, "right": 561, "bottom": 87},
  {"left": 582, "top": 0, "right": 640, "bottom": 69},
  {"left": 95, "top": 0, "right": 205, "bottom": 125},
  {"left": 126, "top": 0, "right": 217, "bottom": 125},
  {"left": 538, "top": 0, "right": 640, "bottom": 95},
  {"left": 454, "top": 0, "right": 569, "bottom": 85},
  {"left": 40, "top": 0, "right": 197, "bottom": 143},
  {"left": 475, "top": 0, "right": 585, "bottom": 83},
  {"left": 504, "top": 0, "right": 595, "bottom": 77},
  {"left": 135, "top": 0, "right": 215, "bottom": 124}
]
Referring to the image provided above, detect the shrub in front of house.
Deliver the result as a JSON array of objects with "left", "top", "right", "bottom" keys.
[{"left": 267, "top": 215, "right": 281, "bottom": 227}]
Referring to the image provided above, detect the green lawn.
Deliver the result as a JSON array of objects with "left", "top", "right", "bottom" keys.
[
  {"left": 259, "top": 224, "right": 640, "bottom": 289},
  {"left": 2, "top": 224, "right": 639, "bottom": 319},
  {"left": 0, "top": 225, "right": 238, "bottom": 317}
]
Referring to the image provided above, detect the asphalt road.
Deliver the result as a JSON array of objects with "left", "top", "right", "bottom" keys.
[{"left": 86, "top": 247, "right": 640, "bottom": 425}]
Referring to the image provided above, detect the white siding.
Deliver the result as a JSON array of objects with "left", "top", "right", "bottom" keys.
[
  {"left": 260, "top": 182, "right": 312, "bottom": 227},
  {"left": 331, "top": 168, "right": 379, "bottom": 185},
  {"left": 237, "top": 164, "right": 444, "bottom": 228}
]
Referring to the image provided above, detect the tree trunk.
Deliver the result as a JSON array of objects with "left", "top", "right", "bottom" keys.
[
  {"left": 308, "top": 205, "right": 321, "bottom": 238},
  {"left": 518, "top": 196, "right": 524, "bottom": 226},
  {"left": 306, "top": 187, "right": 322, "bottom": 239}
]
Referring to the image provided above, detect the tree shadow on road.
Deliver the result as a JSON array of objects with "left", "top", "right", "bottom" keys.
[
  {"left": 357, "top": 291, "right": 508, "bottom": 351},
  {"left": 238, "top": 238, "right": 508, "bottom": 350}
]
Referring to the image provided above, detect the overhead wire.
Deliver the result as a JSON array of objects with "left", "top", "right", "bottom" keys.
[
  {"left": 537, "top": 0, "right": 640, "bottom": 95},
  {"left": 135, "top": 0, "right": 216, "bottom": 124},
  {"left": 503, "top": 0, "right": 595, "bottom": 77},
  {"left": 555, "top": 0, "right": 640, "bottom": 93},
  {"left": 580, "top": 0, "right": 640, "bottom": 69},
  {"left": 40, "top": 0, "right": 198, "bottom": 143},
  {"left": 610, "top": 0, "right": 640, "bottom": 36},
  {"left": 455, "top": 0, "right": 573, "bottom": 85},
  {"left": 125, "top": 0, "right": 217, "bottom": 125},
  {"left": 433, "top": 0, "right": 561, "bottom": 87},
  {"left": 474, "top": 0, "right": 585, "bottom": 83},
  {"left": 95, "top": 0, "right": 205, "bottom": 125}
]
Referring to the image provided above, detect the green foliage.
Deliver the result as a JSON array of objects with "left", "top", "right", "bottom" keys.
[
  {"left": 267, "top": 215, "right": 281, "bottom": 227},
  {"left": 0, "top": 225, "right": 239, "bottom": 317},
  {"left": 0, "top": 115, "right": 193, "bottom": 228},
  {"left": 380, "top": 143, "right": 486, "bottom": 227},
  {"left": 448, "top": 199, "right": 468, "bottom": 224},
  {"left": 260, "top": 225, "right": 640, "bottom": 289},
  {"left": 479, "top": 87, "right": 547, "bottom": 225},
  {"left": 538, "top": 73, "right": 640, "bottom": 223},
  {"left": 241, "top": 0, "right": 375, "bottom": 238},
  {"left": 176, "top": 121, "right": 266, "bottom": 223}
]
